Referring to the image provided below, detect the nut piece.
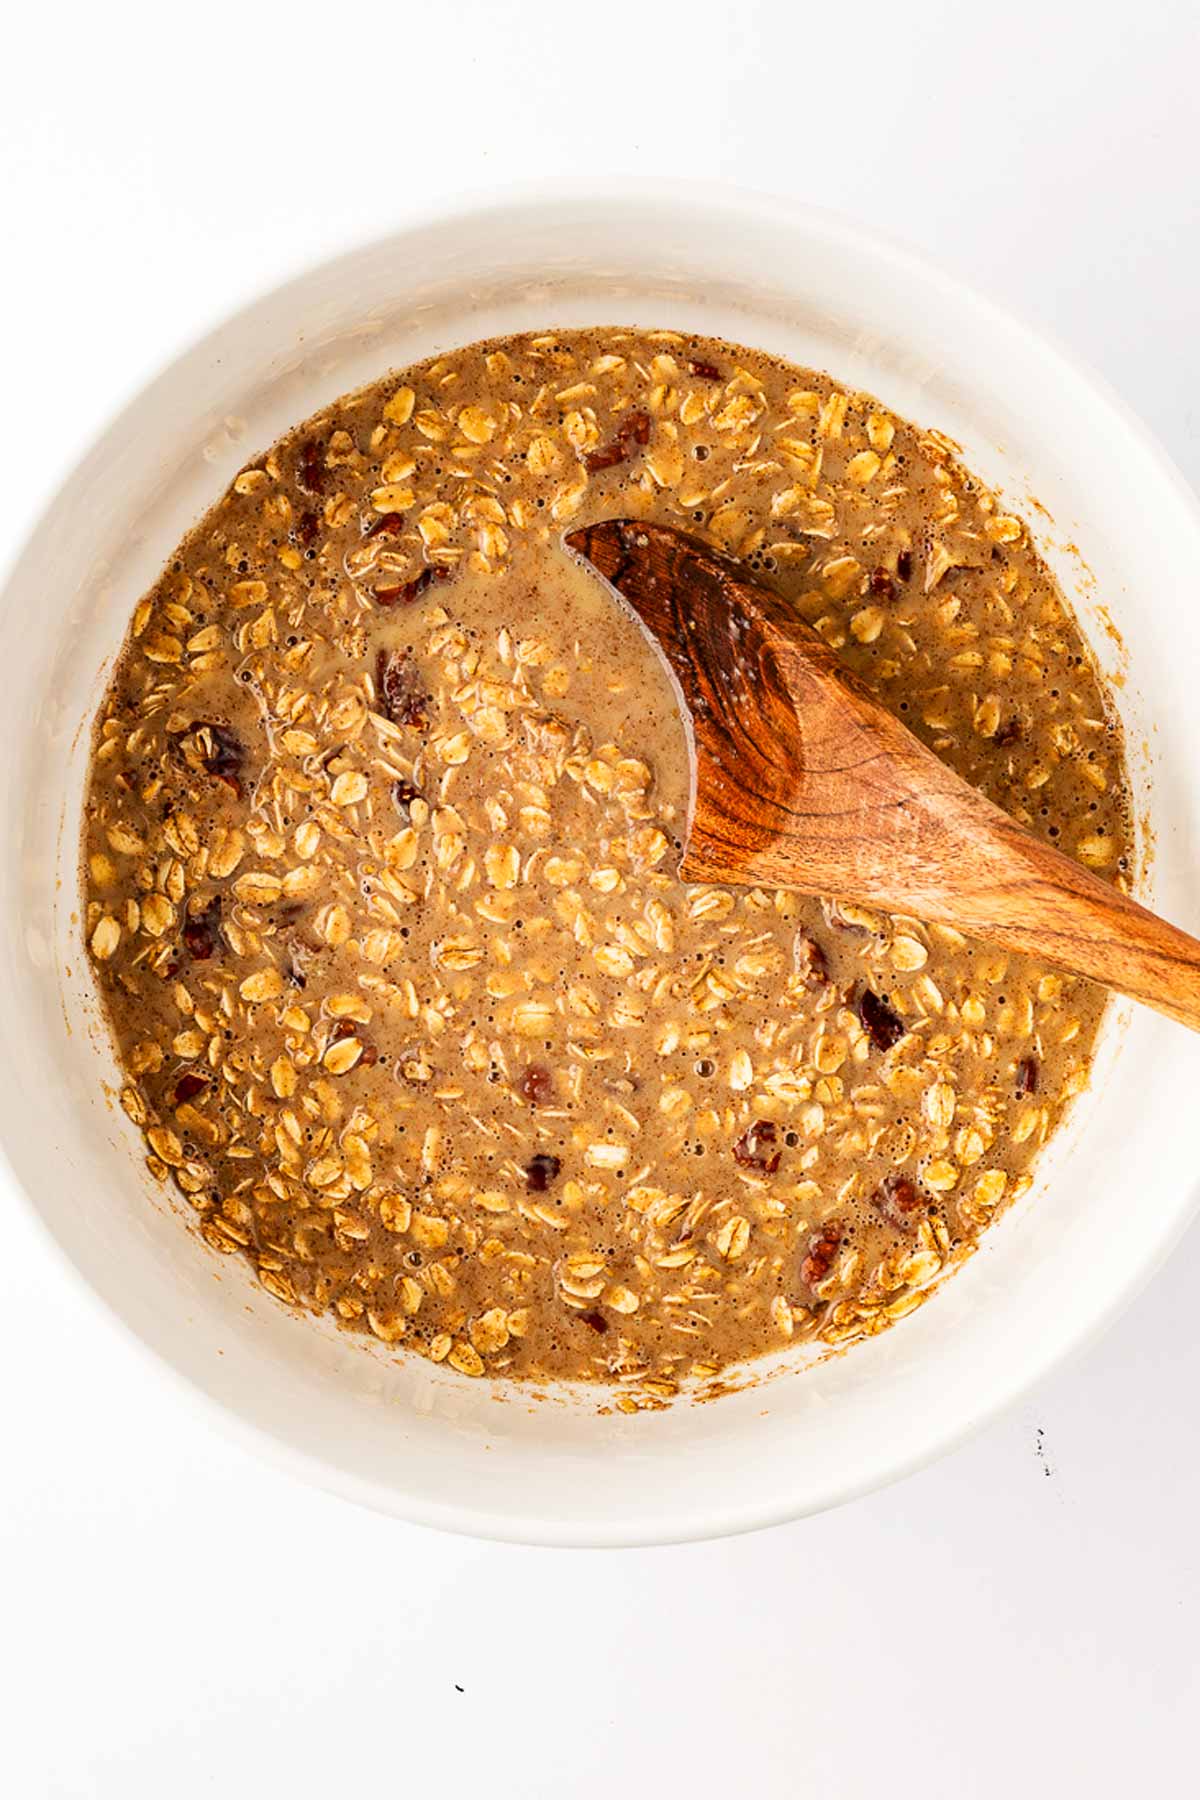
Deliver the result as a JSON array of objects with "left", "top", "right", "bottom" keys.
[
  {"left": 871, "top": 1172, "right": 926, "bottom": 1232},
  {"left": 801, "top": 1224, "right": 841, "bottom": 1290},
  {"left": 732, "top": 1120, "right": 781, "bottom": 1175}
]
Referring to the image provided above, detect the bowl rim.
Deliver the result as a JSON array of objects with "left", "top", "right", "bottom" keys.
[{"left": 6, "top": 175, "right": 1200, "bottom": 1546}]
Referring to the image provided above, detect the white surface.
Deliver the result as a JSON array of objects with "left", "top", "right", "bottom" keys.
[
  {"left": 13, "top": 187, "right": 1200, "bottom": 1553},
  {"left": 2, "top": 0, "right": 1198, "bottom": 1790}
]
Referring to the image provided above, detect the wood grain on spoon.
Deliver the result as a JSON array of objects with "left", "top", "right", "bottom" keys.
[{"left": 565, "top": 519, "right": 1200, "bottom": 1032}]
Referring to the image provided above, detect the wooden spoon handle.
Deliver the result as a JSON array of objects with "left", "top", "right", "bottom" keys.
[
  {"left": 923, "top": 832, "right": 1200, "bottom": 1030},
  {"left": 567, "top": 519, "right": 1200, "bottom": 1033},
  {"left": 772, "top": 724, "right": 1200, "bottom": 1031},
  {"left": 687, "top": 616, "right": 1200, "bottom": 1029}
]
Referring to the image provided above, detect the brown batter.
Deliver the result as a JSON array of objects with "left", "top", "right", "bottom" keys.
[{"left": 82, "top": 328, "right": 1131, "bottom": 1399}]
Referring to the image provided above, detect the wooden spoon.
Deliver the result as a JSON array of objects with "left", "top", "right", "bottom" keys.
[{"left": 565, "top": 519, "right": 1200, "bottom": 1032}]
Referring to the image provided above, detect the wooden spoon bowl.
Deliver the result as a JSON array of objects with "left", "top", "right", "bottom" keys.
[{"left": 566, "top": 519, "right": 1200, "bottom": 1032}]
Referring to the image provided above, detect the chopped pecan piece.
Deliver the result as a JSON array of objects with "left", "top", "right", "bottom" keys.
[
  {"left": 871, "top": 1171, "right": 925, "bottom": 1231},
  {"left": 793, "top": 931, "right": 830, "bottom": 988},
  {"left": 375, "top": 648, "right": 431, "bottom": 729},
  {"left": 181, "top": 896, "right": 222, "bottom": 962},
  {"left": 583, "top": 409, "right": 652, "bottom": 474},
  {"left": 732, "top": 1119, "right": 781, "bottom": 1174},
  {"left": 180, "top": 721, "right": 245, "bottom": 799},
  {"left": 801, "top": 1223, "right": 841, "bottom": 1289},
  {"left": 373, "top": 565, "right": 447, "bottom": 608}
]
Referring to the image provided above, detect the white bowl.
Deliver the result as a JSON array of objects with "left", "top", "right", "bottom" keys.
[{"left": 4, "top": 182, "right": 1199, "bottom": 1546}]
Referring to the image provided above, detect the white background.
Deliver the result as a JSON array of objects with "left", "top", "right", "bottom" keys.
[{"left": 3, "top": 2, "right": 1199, "bottom": 1793}]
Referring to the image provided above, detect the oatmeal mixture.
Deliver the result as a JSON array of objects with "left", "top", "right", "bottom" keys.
[{"left": 82, "top": 329, "right": 1132, "bottom": 1401}]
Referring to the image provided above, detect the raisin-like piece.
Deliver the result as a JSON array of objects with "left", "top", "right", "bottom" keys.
[
  {"left": 392, "top": 780, "right": 422, "bottom": 822},
  {"left": 297, "top": 439, "right": 326, "bottom": 495},
  {"left": 896, "top": 549, "right": 914, "bottom": 582},
  {"left": 801, "top": 1223, "right": 841, "bottom": 1289},
  {"left": 524, "top": 1153, "right": 562, "bottom": 1192},
  {"left": 584, "top": 409, "right": 652, "bottom": 473},
  {"left": 732, "top": 1119, "right": 781, "bottom": 1175},
  {"left": 871, "top": 1171, "right": 925, "bottom": 1231},
  {"left": 520, "top": 1064, "right": 555, "bottom": 1106},
  {"left": 375, "top": 649, "right": 431, "bottom": 729},
  {"left": 1015, "top": 1055, "right": 1039, "bottom": 1095},
  {"left": 688, "top": 358, "right": 721, "bottom": 381},
  {"left": 578, "top": 1309, "right": 609, "bottom": 1334},
  {"left": 363, "top": 513, "right": 407, "bottom": 541},
  {"left": 858, "top": 988, "right": 905, "bottom": 1051},
  {"left": 182, "top": 896, "right": 222, "bottom": 961},
  {"left": 295, "top": 509, "right": 321, "bottom": 548},
  {"left": 994, "top": 716, "right": 1023, "bottom": 748},
  {"left": 869, "top": 566, "right": 897, "bottom": 601},
  {"left": 172, "top": 1070, "right": 209, "bottom": 1108}
]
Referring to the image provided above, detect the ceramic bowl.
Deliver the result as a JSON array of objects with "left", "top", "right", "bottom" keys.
[{"left": 4, "top": 182, "right": 1198, "bottom": 1544}]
